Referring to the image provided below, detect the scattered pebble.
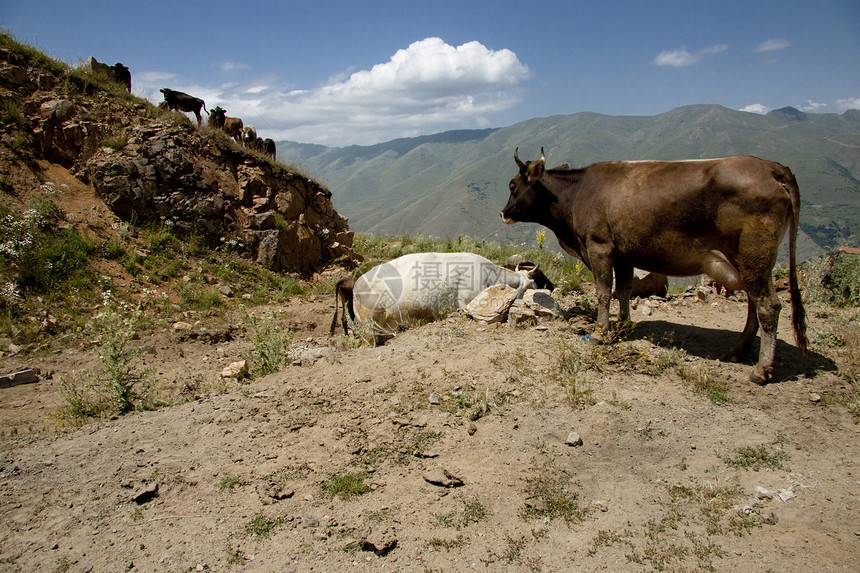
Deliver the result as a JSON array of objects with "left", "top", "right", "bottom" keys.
[{"left": 565, "top": 430, "right": 583, "bottom": 447}]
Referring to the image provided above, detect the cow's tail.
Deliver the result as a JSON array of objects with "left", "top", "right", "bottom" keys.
[
  {"left": 203, "top": 102, "right": 210, "bottom": 115},
  {"left": 781, "top": 167, "right": 808, "bottom": 356}
]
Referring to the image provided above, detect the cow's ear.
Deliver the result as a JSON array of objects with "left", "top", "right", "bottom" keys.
[{"left": 526, "top": 160, "right": 544, "bottom": 180}]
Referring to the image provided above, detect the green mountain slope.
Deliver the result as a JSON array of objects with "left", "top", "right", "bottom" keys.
[{"left": 281, "top": 104, "right": 860, "bottom": 254}]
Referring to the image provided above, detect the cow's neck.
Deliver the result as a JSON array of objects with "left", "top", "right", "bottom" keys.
[{"left": 534, "top": 173, "right": 587, "bottom": 263}]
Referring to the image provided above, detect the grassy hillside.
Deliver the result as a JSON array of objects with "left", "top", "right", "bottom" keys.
[{"left": 284, "top": 105, "right": 860, "bottom": 255}]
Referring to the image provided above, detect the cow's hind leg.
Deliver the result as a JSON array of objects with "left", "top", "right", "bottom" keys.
[
  {"left": 723, "top": 297, "right": 758, "bottom": 364},
  {"left": 613, "top": 264, "right": 634, "bottom": 326},
  {"left": 750, "top": 284, "right": 781, "bottom": 384}
]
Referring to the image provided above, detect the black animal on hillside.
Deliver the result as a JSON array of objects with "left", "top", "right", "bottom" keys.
[{"left": 160, "top": 88, "right": 208, "bottom": 126}]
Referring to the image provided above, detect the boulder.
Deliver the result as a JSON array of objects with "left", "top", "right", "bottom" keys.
[
  {"left": 523, "top": 289, "right": 561, "bottom": 317},
  {"left": 465, "top": 284, "right": 519, "bottom": 323}
]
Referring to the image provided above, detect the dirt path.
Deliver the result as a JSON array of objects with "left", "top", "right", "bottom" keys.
[{"left": 2, "top": 290, "right": 859, "bottom": 572}]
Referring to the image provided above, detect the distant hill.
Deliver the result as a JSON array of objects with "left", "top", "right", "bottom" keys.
[{"left": 279, "top": 104, "right": 860, "bottom": 259}]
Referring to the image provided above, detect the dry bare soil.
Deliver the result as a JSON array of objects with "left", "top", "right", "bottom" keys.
[{"left": 2, "top": 284, "right": 859, "bottom": 572}]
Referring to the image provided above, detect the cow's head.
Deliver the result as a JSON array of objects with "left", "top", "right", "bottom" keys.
[{"left": 501, "top": 147, "right": 551, "bottom": 224}]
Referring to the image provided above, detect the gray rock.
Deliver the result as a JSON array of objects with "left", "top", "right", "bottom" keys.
[
  {"left": 0, "top": 369, "right": 39, "bottom": 388},
  {"left": 423, "top": 468, "right": 464, "bottom": 488},
  {"left": 565, "top": 430, "right": 584, "bottom": 447}
]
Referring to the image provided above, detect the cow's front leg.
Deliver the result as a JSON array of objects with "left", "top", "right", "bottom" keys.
[{"left": 589, "top": 258, "right": 615, "bottom": 345}]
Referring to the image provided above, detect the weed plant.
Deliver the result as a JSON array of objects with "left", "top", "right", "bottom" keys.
[
  {"left": 245, "top": 309, "right": 293, "bottom": 376},
  {"left": 320, "top": 471, "right": 371, "bottom": 500},
  {"left": 58, "top": 296, "right": 152, "bottom": 420},
  {"left": 803, "top": 250, "right": 860, "bottom": 307}
]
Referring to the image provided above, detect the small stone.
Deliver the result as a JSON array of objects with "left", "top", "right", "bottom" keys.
[
  {"left": 219, "top": 285, "right": 233, "bottom": 297},
  {"left": 809, "top": 393, "right": 821, "bottom": 403},
  {"left": 764, "top": 512, "right": 779, "bottom": 525},
  {"left": 428, "top": 393, "right": 440, "bottom": 405},
  {"left": 221, "top": 360, "right": 249, "bottom": 379},
  {"left": 565, "top": 430, "right": 584, "bottom": 447},
  {"left": 591, "top": 500, "right": 609, "bottom": 512},
  {"left": 423, "top": 469, "right": 464, "bottom": 488},
  {"left": 172, "top": 321, "right": 193, "bottom": 332},
  {"left": 755, "top": 486, "right": 774, "bottom": 500}
]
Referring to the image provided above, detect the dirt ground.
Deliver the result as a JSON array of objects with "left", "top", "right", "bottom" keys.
[{"left": 1, "top": 282, "right": 859, "bottom": 573}]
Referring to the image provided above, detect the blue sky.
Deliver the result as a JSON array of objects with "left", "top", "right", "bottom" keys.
[{"left": 3, "top": 0, "right": 859, "bottom": 146}]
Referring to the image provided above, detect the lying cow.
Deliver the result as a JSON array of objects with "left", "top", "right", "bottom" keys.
[
  {"left": 329, "top": 277, "right": 356, "bottom": 336},
  {"left": 501, "top": 149, "right": 807, "bottom": 384},
  {"left": 504, "top": 260, "right": 554, "bottom": 291},
  {"left": 160, "top": 88, "right": 208, "bottom": 126},
  {"left": 353, "top": 252, "right": 536, "bottom": 335}
]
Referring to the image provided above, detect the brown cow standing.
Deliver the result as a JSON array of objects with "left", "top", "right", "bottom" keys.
[
  {"left": 223, "top": 116, "right": 244, "bottom": 142},
  {"left": 501, "top": 149, "right": 807, "bottom": 384}
]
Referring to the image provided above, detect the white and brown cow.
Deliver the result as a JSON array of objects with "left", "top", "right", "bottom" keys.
[
  {"left": 353, "top": 252, "right": 536, "bottom": 335},
  {"left": 501, "top": 149, "right": 807, "bottom": 384}
]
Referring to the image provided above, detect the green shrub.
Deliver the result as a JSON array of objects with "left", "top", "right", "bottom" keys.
[
  {"left": 245, "top": 309, "right": 292, "bottom": 376},
  {"left": 180, "top": 282, "right": 223, "bottom": 312},
  {"left": 58, "top": 298, "right": 152, "bottom": 420},
  {"left": 803, "top": 251, "right": 860, "bottom": 307},
  {"left": 320, "top": 471, "right": 371, "bottom": 500}
]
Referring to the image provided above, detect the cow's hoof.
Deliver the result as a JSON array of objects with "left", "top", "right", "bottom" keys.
[
  {"left": 587, "top": 332, "right": 604, "bottom": 345},
  {"left": 722, "top": 350, "right": 745, "bottom": 364},
  {"left": 749, "top": 366, "right": 771, "bottom": 386}
]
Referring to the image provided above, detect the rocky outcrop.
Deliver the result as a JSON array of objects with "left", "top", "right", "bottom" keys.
[{"left": 1, "top": 46, "right": 358, "bottom": 273}]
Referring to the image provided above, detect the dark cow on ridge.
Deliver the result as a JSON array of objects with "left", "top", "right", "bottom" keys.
[
  {"left": 501, "top": 149, "right": 807, "bottom": 385},
  {"left": 209, "top": 106, "right": 226, "bottom": 130},
  {"left": 330, "top": 277, "right": 357, "bottom": 336},
  {"left": 223, "top": 116, "right": 244, "bottom": 142},
  {"left": 243, "top": 126, "right": 258, "bottom": 149},
  {"left": 112, "top": 63, "right": 131, "bottom": 92},
  {"left": 263, "top": 138, "right": 276, "bottom": 161},
  {"left": 160, "top": 88, "right": 208, "bottom": 126},
  {"left": 85, "top": 56, "right": 131, "bottom": 92}
]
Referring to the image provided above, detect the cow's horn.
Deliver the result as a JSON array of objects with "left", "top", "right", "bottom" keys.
[
  {"left": 514, "top": 147, "right": 525, "bottom": 170},
  {"left": 539, "top": 147, "right": 546, "bottom": 164}
]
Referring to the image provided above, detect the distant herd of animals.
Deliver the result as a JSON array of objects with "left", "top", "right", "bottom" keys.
[
  {"left": 84, "top": 57, "right": 276, "bottom": 160},
  {"left": 85, "top": 57, "right": 807, "bottom": 386}
]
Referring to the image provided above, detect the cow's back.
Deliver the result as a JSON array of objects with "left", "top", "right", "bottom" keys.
[{"left": 575, "top": 156, "right": 793, "bottom": 277}]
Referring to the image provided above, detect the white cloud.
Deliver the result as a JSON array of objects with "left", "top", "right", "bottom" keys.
[
  {"left": 135, "top": 71, "right": 176, "bottom": 84},
  {"left": 220, "top": 61, "right": 250, "bottom": 72},
  {"left": 701, "top": 44, "right": 730, "bottom": 55},
  {"left": 740, "top": 103, "right": 769, "bottom": 114},
  {"left": 654, "top": 48, "right": 699, "bottom": 67},
  {"left": 799, "top": 100, "right": 827, "bottom": 112},
  {"left": 653, "top": 44, "right": 729, "bottom": 67},
  {"left": 193, "top": 37, "right": 530, "bottom": 146},
  {"left": 835, "top": 97, "right": 860, "bottom": 112},
  {"left": 756, "top": 39, "right": 791, "bottom": 52}
]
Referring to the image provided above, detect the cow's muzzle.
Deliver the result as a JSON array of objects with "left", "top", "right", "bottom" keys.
[{"left": 500, "top": 212, "right": 515, "bottom": 224}]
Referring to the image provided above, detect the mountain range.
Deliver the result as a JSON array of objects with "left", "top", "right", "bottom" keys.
[{"left": 279, "top": 104, "right": 860, "bottom": 257}]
